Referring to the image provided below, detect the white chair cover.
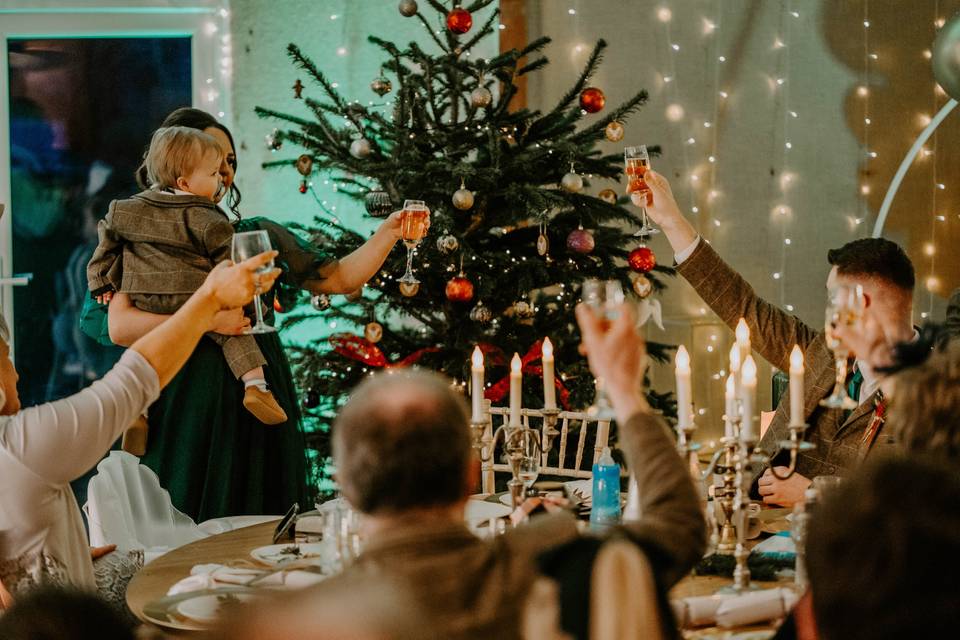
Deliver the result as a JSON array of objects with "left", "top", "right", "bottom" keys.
[{"left": 83, "top": 451, "right": 206, "bottom": 559}]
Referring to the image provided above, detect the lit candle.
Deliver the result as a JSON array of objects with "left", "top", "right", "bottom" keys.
[
  {"left": 735, "top": 318, "right": 751, "bottom": 361},
  {"left": 740, "top": 355, "right": 758, "bottom": 441},
  {"left": 675, "top": 345, "right": 692, "bottom": 430},
  {"left": 724, "top": 373, "right": 736, "bottom": 438},
  {"left": 542, "top": 338, "right": 557, "bottom": 410},
  {"left": 789, "top": 345, "right": 804, "bottom": 427},
  {"left": 471, "top": 346, "right": 484, "bottom": 423},
  {"left": 509, "top": 353, "right": 522, "bottom": 427},
  {"left": 729, "top": 343, "right": 742, "bottom": 397}
]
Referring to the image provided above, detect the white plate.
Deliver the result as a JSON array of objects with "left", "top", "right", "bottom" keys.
[
  {"left": 176, "top": 592, "right": 259, "bottom": 624},
  {"left": 464, "top": 499, "right": 511, "bottom": 521},
  {"left": 250, "top": 543, "right": 326, "bottom": 567}
]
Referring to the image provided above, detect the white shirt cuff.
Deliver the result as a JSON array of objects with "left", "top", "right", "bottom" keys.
[{"left": 674, "top": 236, "right": 701, "bottom": 264}]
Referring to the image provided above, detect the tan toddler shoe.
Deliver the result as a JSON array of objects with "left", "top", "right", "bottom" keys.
[{"left": 243, "top": 386, "right": 288, "bottom": 425}]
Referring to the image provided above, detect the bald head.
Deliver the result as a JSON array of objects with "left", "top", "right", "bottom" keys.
[{"left": 333, "top": 370, "right": 471, "bottom": 515}]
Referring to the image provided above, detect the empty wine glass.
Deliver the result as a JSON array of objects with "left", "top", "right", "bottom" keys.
[
  {"left": 582, "top": 279, "right": 625, "bottom": 419},
  {"left": 399, "top": 199, "right": 430, "bottom": 285},
  {"left": 624, "top": 145, "right": 659, "bottom": 237},
  {"left": 820, "top": 284, "right": 865, "bottom": 409},
  {"left": 518, "top": 431, "right": 541, "bottom": 493},
  {"left": 231, "top": 229, "right": 276, "bottom": 334}
]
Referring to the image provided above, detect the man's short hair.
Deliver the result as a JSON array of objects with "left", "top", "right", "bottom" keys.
[
  {"left": 806, "top": 455, "right": 960, "bottom": 640},
  {"left": 332, "top": 370, "right": 471, "bottom": 515},
  {"left": 826, "top": 238, "right": 915, "bottom": 292},
  {"left": 144, "top": 126, "right": 222, "bottom": 190}
]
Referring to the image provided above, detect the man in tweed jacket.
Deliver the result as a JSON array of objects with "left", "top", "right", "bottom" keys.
[{"left": 638, "top": 172, "right": 916, "bottom": 506}]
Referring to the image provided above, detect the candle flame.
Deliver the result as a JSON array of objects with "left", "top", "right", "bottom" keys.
[
  {"left": 790, "top": 345, "right": 803, "bottom": 372},
  {"left": 675, "top": 345, "right": 690, "bottom": 372},
  {"left": 726, "top": 373, "right": 736, "bottom": 397},
  {"left": 729, "top": 344, "right": 741, "bottom": 371},
  {"left": 742, "top": 355, "right": 758, "bottom": 384},
  {"left": 542, "top": 337, "right": 553, "bottom": 359},
  {"left": 511, "top": 353, "right": 522, "bottom": 373},
  {"left": 472, "top": 346, "right": 484, "bottom": 368},
  {"left": 735, "top": 318, "right": 750, "bottom": 346}
]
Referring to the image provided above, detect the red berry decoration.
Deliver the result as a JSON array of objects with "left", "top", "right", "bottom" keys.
[
  {"left": 578, "top": 87, "right": 606, "bottom": 113},
  {"left": 566, "top": 228, "right": 595, "bottom": 254},
  {"left": 445, "top": 273, "right": 475, "bottom": 302},
  {"left": 273, "top": 297, "right": 285, "bottom": 313},
  {"left": 628, "top": 246, "right": 657, "bottom": 273},
  {"left": 446, "top": 7, "right": 473, "bottom": 34}
]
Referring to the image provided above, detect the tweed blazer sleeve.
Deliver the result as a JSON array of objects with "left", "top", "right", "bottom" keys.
[
  {"left": 201, "top": 215, "right": 235, "bottom": 265},
  {"left": 676, "top": 240, "right": 820, "bottom": 372},
  {"left": 86, "top": 204, "right": 124, "bottom": 297},
  {"left": 945, "top": 288, "right": 960, "bottom": 339}
]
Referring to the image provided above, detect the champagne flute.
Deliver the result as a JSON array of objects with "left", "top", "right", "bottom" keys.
[
  {"left": 518, "top": 431, "right": 540, "bottom": 493},
  {"left": 624, "top": 145, "right": 659, "bottom": 237},
  {"left": 399, "top": 199, "right": 429, "bottom": 285},
  {"left": 231, "top": 229, "right": 276, "bottom": 334},
  {"left": 820, "top": 284, "right": 865, "bottom": 409},
  {"left": 582, "top": 279, "right": 625, "bottom": 419}
]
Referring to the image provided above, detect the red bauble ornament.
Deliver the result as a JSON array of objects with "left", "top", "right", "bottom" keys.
[
  {"left": 445, "top": 274, "right": 475, "bottom": 302},
  {"left": 273, "top": 297, "right": 284, "bottom": 313},
  {"left": 579, "top": 87, "right": 606, "bottom": 113},
  {"left": 628, "top": 246, "right": 657, "bottom": 273},
  {"left": 446, "top": 7, "right": 473, "bottom": 34},
  {"left": 566, "top": 228, "right": 595, "bottom": 254}
]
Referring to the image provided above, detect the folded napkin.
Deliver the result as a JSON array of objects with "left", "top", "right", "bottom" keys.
[
  {"left": 715, "top": 587, "right": 798, "bottom": 628},
  {"left": 670, "top": 594, "right": 732, "bottom": 628},
  {"left": 166, "top": 564, "right": 264, "bottom": 596},
  {"left": 254, "top": 569, "right": 327, "bottom": 590}
]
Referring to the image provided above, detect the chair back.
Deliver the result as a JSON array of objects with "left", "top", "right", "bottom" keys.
[{"left": 481, "top": 408, "right": 611, "bottom": 494}]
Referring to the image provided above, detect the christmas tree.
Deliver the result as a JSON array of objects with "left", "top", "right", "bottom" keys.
[{"left": 256, "top": 0, "right": 675, "bottom": 489}]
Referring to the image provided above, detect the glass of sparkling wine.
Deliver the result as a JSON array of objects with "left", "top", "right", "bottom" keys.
[
  {"left": 399, "top": 199, "right": 429, "bottom": 285},
  {"left": 624, "top": 145, "right": 659, "bottom": 237},
  {"left": 231, "top": 229, "right": 276, "bottom": 334},
  {"left": 820, "top": 284, "right": 865, "bottom": 409},
  {"left": 582, "top": 278, "right": 625, "bottom": 419}
]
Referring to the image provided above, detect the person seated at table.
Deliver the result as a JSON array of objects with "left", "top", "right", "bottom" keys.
[
  {"left": 636, "top": 172, "right": 916, "bottom": 507},
  {"left": 0, "top": 252, "right": 279, "bottom": 601},
  {"left": 299, "top": 301, "right": 705, "bottom": 640},
  {"left": 0, "top": 587, "right": 135, "bottom": 640},
  {"left": 803, "top": 454, "right": 960, "bottom": 640}
]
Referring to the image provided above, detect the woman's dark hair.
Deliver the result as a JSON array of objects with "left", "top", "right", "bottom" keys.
[{"left": 135, "top": 107, "right": 242, "bottom": 219}]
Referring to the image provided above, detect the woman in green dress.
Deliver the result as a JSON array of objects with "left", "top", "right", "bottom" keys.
[{"left": 79, "top": 108, "right": 415, "bottom": 521}]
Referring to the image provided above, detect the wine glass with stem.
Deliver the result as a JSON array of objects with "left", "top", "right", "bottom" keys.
[
  {"left": 582, "top": 279, "right": 626, "bottom": 419},
  {"left": 517, "top": 431, "right": 541, "bottom": 496},
  {"left": 231, "top": 229, "right": 276, "bottom": 334},
  {"left": 399, "top": 199, "right": 429, "bottom": 285},
  {"left": 624, "top": 145, "right": 659, "bottom": 237},
  {"left": 820, "top": 283, "right": 866, "bottom": 409}
]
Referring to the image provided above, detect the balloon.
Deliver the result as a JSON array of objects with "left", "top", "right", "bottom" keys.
[{"left": 932, "top": 15, "right": 960, "bottom": 100}]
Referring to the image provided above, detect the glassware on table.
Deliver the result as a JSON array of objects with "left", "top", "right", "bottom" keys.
[
  {"left": 582, "top": 278, "right": 626, "bottom": 420},
  {"left": 624, "top": 145, "right": 659, "bottom": 237},
  {"left": 231, "top": 229, "right": 276, "bottom": 334},
  {"left": 517, "top": 432, "right": 541, "bottom": 492},
  {"left": 399, "top": 199, "right": 430, "bottom": 285},
  {"left": 820, "top": 284, "right": 866, "bottom": 409}
]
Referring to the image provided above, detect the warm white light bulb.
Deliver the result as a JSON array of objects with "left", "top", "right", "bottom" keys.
[{"left": 657, "top": 7, "right": 672, "bottom": 22}]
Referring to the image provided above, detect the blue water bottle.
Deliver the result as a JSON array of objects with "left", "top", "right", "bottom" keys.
[{"left": 590, "top": 447, "right": 621, "bottom": 530}]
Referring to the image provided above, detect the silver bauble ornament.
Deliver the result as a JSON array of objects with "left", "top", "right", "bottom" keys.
[
  {"left": 933, "top": 15, "right": 960, "bottom": 100},
  {"left": 512, "top": 300, "right": 535, "bottom": 319},
  {"left": 350, "top": 138, "right": 372, "bottom": 159},
  {"left": 265, "top": 128, "right": 282, "bottom": 151},
  {"left": 470, "top": 86, "right": 492, "bottom": 108},
  {"left": 399, "top": 281, "right": 420, "bottom": 297},
  {"left": 311, "top": 294, "right": 331, "bottom": 311},
  {"left": 605, "top": 121, "right": 625, "bottom": 142},
  {"left": 561, "top": 170, "right": 584, "bottom": 193},
  {"left": 370, "top": 75, "right": 393, "bottom": 97},
  {"left": 398, "top": 0, "right": 418, "bottom": 17},
  {"left": 469, "top": 302, "right": 493, "bottom": 324},
  {"left": 364, "top": 322, "right": 383, "bottom": 343},
  {"left": 436, "top": 234, "right": 459, "bottom": 254},
  {"left": 452, "top": 186, "right": 474, "bottom": 210},
  {"left": 364, "top": 189, "right": 393, "bottom": 218},
  {"left": 633, "top": 275, "right": 653, "bottom": 299}
]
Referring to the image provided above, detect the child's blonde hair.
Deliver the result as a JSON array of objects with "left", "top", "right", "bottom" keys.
[{"left": 144, "top": 126, "right": 222, "bottom": 190}]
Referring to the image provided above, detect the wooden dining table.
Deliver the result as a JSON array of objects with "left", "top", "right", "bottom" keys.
[{"left": 127, "top": 510, "right": 794, "bottom": 637}]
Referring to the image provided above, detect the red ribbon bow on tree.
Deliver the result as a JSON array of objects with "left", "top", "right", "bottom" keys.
[
  {"left": 483, "top": 340, "right": 572, "bottom": 410},
  {"left": 329, "top": 334, "right": 440, "bottom": 368}
]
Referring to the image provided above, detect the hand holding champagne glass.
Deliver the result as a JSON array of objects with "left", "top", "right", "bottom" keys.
[
  {"left": 821, "top": 284, "right": 866, "bottom": 409},
  {"left": 582, "top": 279, "right": 626, "bottom": 419},
  {"left": 624, "top": 145, "right": 659, "bottom": 236},
  {"left": 231, "top": 229, "right": 276, "bottom": 334},
  {"left": 399, "top": 199, "right": 430, "bottom": 285}
]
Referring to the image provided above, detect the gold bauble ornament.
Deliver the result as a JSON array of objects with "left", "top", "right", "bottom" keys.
[
  {"left": 364, "top": 322, "right": 383, "bottom": 343},
  {"left": 452, "top": 179, "right": 474, "bottom": 210},
  {"left": 605, "top": 121, "right": 625, "bottom": 142},
  {"left": 633, "top": 275, "right": 653, "bottom": 299},
  {"left": 561, "top": 169, "right": 583, "bottom": 193},
  {"left": 536, "top": 233, "right": 549, "bottom": 256},
  {"left": 399, "top": 281, "right": 420, "bottom": 297},
  {"left": 350, "top": 138, "right": 371, "bottom": 159},
  {"left": 598, "top": 188, "right": 618, "bottom": 205},
  {"left": 470, "top": 86, "right": 492, "bottom": 108}
]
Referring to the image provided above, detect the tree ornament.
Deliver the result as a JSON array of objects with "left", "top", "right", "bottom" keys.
[
  {"left": 469, "top": 301, "right": 493, "bottom": 324},
  {"left": 537, "top": 232, "right": 549, "bottom": 256},
  {"left": 296, "top": 154, "right": 313, "bottom": 176},
  {"left": 445, "top": 272, "right": 475, "bottom": 303},
  {"left": 436, "top": 234, "right": 459, "bottom": 254},
  {"left": 370, "top": 74, "right": 392, "bottom": 97},
  {"left": 632, "top": 275, "right": 653, "bottom": 298},
  {"left": 364, "top": 322, "right": 383, "bottom": 343},
  {"left": 605, "top": 121, "right": 625, "bottom": 142},
  {"left": 446, "top": 7, "right": 473, "bottom": 34},
  {"left": 566, "top": 226, "right": 595, "bottom": 254},
  {"left": 512, "top": 300, "right": 535, "bottom": 319},
  {"left": 265, "top": 129, "right": 282, "bottom": 151},
  {"left": 598, "top": 188, "right": 618, "bottom": 205},
  {"left": 398, "top": 0, "right": 418, "bottom": 17},
  {"left": 561, "top": 164, "right": 584, "bottom": 193},
  {"left": 578, "top": 87, "right": 606, "bottom": 113},
  {"left": 399, "top": 281, "right": 419, "bottom": 297},
  {"left": 273, "top": 297, "right": 285, "bottom": 313},
  {"left": 298, "top": 180, "right": 308, "bottom": 194},
  {"left": 345, "top": 288, "right": 363, "bottom": 302},
  {"left": 628, "top": 246, "right": 657, "bottom": 273},
  {"left": 452, "top": 179, "right": 474, "bottom": 210},
  {"left": 364, "top": 189, "right": 393, "bottom": 218},
  {"left": 311, "top": 294, "right": 331, "bottom": 311},
  {"left": 470, "top": 86, "right": 492, "bottom": 109},
  {"left": 350, "top": 138, "right": 371, "bottom": 159},
  {"left": 292, "top": 79, "right": 304, "bottom": 99}
]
